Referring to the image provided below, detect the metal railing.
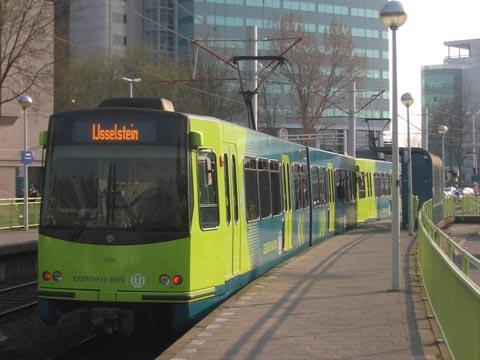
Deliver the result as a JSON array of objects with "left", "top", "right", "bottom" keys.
[
  {"left": 0, "top": 198, "right": 41, "bottom": 230},
  {"left": 418, "top": 198, "right": 480, "bottom": 360}
]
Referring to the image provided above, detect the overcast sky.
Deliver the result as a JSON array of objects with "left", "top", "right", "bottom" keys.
[{"left": 385, "top": 0, "right": 480, "bottom": 143}]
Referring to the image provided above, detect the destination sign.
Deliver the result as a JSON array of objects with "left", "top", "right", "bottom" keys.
[
  {"left": 91, "top": 123, "right": 139, "bottom": 141},
  {"left": 51, "top": 111, "right": 186, "bottom": 146}
]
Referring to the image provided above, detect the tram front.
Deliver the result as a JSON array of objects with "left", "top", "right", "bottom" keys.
[{"left": 37, "top": 106, "right": 191, "bottom": 333}]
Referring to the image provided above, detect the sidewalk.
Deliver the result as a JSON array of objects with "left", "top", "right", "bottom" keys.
[{"left": 160, "top": 222, "right": 447, "bottom": 360}]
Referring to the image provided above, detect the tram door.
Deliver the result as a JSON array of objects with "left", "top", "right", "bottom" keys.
[
  {"left": 223, "top": 144, "right": 241, "bottom": 278},
  {"left": 281, "top": 155, "right": 293, "bottom": 251}
]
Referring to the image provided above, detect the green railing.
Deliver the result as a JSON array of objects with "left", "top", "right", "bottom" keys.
[
  {"left": 0, "top": 198, "right": 41, "bottom": 230},
  {"left": 418, "top": 198, "right": 480, "bottom": 360}
]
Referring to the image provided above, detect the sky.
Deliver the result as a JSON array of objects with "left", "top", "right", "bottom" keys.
[{"left": 389, "top": 0, "right": 480, "bottom": 144}]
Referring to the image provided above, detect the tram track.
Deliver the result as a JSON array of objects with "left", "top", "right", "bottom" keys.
[
  {"left": 0, "top": 281, "right": 38, "bottom": 319},
  {"left": 45, "top": 334, "right": 97, "bottom": 360}
]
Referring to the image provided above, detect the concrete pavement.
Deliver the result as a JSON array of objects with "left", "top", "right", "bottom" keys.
[{"left": 160, "top": 222, "right": 448, "bottom": 360}]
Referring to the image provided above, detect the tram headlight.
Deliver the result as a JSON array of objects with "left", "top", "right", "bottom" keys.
[
  {"left": 159, "top": 274, "right": 170, "bottom": 285},
  {"left": 42, "top": 271, "right": 51, "bottom": 281},
  {"left": 52, "top": 271, "right": 63, "bottom": 282},
  {"left": 172, "top": 275, "right": 183, "bottom": 286}
]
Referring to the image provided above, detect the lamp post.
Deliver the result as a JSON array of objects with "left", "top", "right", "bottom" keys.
[
  {"left": 121, "top": 77, "right": 141, "bottom": 98},
  {"left": 380, "top": 0, "right": 407, "bottom": 291},
  {"left": 401, "top": 93, "right": 414, "bottom": 236},
  {"left": 438, "top": 125, "right": 448, "bottom": 191},
  {"left": 18, "top": 95, "right": 33, "bottom": 231}
]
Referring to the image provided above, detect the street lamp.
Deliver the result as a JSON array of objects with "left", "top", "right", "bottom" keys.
[
  {"left": 380, "top": 0, "right": 407, "bottom": 291},
  {"left": 18, "top": 95, "right": 33, "bottom": 231},
  {"left": 438, "top": 125, "right": 448, "bottom": 191},
  {"left": 121, "top": 77, "right": 141, "bottom": 98},
  {"left": 401, "top": 92, "right": 414, "bottom": 236}
]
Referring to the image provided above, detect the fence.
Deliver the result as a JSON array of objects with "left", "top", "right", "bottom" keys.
[
  {"left": 418, "top": 197, "right": 480, "bottom": 360},
  {"left": 0, "top": 198, "right": 41, "bottom": 230}
]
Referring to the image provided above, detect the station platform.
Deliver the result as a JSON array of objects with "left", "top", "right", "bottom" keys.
[
  {"left": 0, "top": 229, "right": 37, "bottom": 282},
  {"left": 0, "top": 229, "right": 37, "bottom": 256},
  {"left": 159, "top": 222, "right": 448, "bottom": 360}
]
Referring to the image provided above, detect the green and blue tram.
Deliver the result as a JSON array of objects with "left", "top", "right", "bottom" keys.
[{"left": 37, "top": 99, "right": 392, "bottom": 333}]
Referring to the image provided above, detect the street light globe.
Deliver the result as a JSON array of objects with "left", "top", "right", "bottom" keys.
[
  {"left": 401, "top": 92, "right": 414, "bottom": 107},
  {"left": 380, "top": 1, "right": 407, "bottom": 29},
  {"left": 438, "top": 125, "right": 448, "bottom": 136},
  {"left": 17, "top": 95, "right": 33, "bottom": 110}
]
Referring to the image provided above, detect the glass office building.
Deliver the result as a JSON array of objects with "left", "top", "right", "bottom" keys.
[{"left": 69, "top": 0, "right": 390, "bottom": 153}]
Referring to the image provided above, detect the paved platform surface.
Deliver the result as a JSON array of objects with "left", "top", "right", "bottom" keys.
[
  {"left": 0, "top": 229, "right": 38, "bottom": 256},
  {"left": 160, "top": 222, "right": 447, "bottom": 360}
]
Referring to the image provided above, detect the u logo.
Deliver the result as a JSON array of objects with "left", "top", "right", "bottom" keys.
[{"left": 130, "top": 273, "right": 146, "bottom": 288}]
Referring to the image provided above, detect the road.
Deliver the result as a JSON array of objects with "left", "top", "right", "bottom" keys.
[{"left": 444, "top": 223, "right": 480, "bottom": 286}]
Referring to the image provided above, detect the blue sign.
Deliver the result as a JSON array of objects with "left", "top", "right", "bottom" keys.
[
  {"left": 472, "top": 174, "right": 480, "bottom": 183},
  {"left": 21, "top": 150, "right": 34, "bottom": 165}
]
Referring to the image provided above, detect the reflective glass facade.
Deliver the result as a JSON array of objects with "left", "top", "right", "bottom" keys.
[{"left": 147, "top": 0, "right": 389, "bottom": 139}]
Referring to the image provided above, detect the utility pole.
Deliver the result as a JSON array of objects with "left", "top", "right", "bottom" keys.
[
  {"left": 347, "top": 81, "right": 356, "bottom": 157},
  {"left": 246, "top": 26, "right": 258, "bottom": 130}
]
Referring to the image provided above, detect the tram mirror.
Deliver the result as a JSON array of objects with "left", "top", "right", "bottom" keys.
[
  {"left": 190, "top": 131, "right": 204, "bottom": 148},
  {"left": 39, "top": 130, "right": 48, "bottom": 146}
]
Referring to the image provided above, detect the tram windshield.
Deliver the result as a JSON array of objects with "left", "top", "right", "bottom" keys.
[{"left": 40, "top": 110, "right": 189, "bottom": 244}]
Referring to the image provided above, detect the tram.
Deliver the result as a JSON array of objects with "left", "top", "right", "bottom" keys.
[{"left": 37, "top": 98, "right": 392, "bottom": 334}]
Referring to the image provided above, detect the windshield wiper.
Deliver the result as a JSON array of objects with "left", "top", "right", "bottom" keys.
[
  {"left": 71, "top": 222, "right": 87, "bottom": 242},
  {"left": 117, "top": 196, "right": 153, "bottom": 243}
]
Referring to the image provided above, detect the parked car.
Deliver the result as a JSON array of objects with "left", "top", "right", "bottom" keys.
[
  {"left": 460, "top": 187, "right": 475, "bottom": 196},
  {"left": 444, "top": 187, "right": 457, "bottom": 197}
]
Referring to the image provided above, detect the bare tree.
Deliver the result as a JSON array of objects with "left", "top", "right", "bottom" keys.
[
  {"left": 270, "top": 15, "right": 366, "bottom": 142},
  {"left": 0, "top": 0, "right": 54, "bottom": 110},
  {"left": 186, "top": 53, "right": 244, "bottom": 121}
]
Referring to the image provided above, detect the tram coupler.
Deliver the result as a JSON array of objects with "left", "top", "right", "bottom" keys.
[{"left": 91, "top": 308, "right": 134, "bottom": 336}]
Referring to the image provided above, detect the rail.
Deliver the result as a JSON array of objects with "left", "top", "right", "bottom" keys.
[
  {"left": 0, "top": 197, "right": 41, "bottom": 230},
  {"left": 418, "top": 198, "right": 480, "bottom": 360}
]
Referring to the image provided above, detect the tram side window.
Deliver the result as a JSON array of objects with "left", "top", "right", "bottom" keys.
[
  {"left": 319, "top": 167, "right": 327, "bottom": 204},
  {"left": 232, "top": 155, "right": 239, "bottom": 222},
  {"left": 343, "top": 170, "right": 350, "bottom": 202},
  {"left": 380, "top": 174, "right": 387, "bottom": 196},
  {"left": 293, "top": 164, "right": 302, "bottom": 210},
  {"left": 387, "top": 174, "right": 392, "bottom": 195},
  {"left": 346, "top": 170, "right": 352, "bottom": 202},
  {"left": 244, "top": 157, "right": 259, "bottom": 221},
  {"left": 350, "top": 170, "right": 357, "bottom": 201},
  {"left": 197, "top": 151, "right": 219, "bottom": 229},
  {"left": 335, "top": 169, "right": 347, "bottom": 203},
  {"left": 224, "top": 154, "right": 231, "bottom": 224},
  {"left": 374, "top": 173, "right": 380, "bottom": 197},
  {"left": 358, "top": 172, "right": 366, "bottom": 198},
  {"left": 368, "top": 173, "right": 372, "bottom": 197},
  {"left": 270, "top": 161, "right": 282, "bottom": 216},
  {"left": 311, "top": 166, "right": 320, "bottom": 206},
  {"left": 258, "top": 159, "right": 271, "bottom": 218},
  {"left": 301, "top": 165, "right": 309, "bottom": 208}
]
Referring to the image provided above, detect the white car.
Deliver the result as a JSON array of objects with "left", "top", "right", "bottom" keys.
[
  {"left": 460, "top": 187, "right": 475, "bottom": 196},
  {"left": 444, "top": 187, "right": 457, "bottom": 197}
]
